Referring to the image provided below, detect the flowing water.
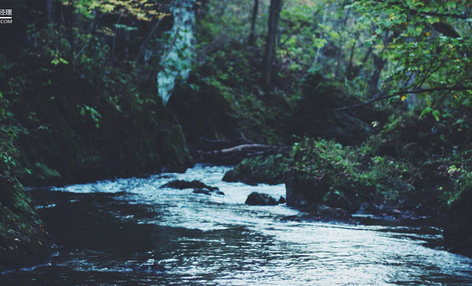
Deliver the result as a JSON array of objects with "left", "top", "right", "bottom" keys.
[{"left": 2, "top": 165, "right": 472, "bottom": 285}]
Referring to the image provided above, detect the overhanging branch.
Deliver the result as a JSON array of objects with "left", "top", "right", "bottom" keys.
[
  {"left": 415, "top": 10, "right": 469, "bottom": 20},
  {"left": 337, "top": 86, "right": 472, "bottom": 111}
]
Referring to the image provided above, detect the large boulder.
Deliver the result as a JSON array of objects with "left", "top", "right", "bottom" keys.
[
  {"left": 444, "top": 188, "right": 472, "bottom": 258},
  {"left": 245, "top": 192, "right": 278, "bottom": 206},
  {"left": 285, "top": 171, "right": 330, "bottom": 207}
]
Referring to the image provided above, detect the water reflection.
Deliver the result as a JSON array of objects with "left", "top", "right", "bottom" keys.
[{"left": 2, "top": 165, "right": 472, "bottom": 285}]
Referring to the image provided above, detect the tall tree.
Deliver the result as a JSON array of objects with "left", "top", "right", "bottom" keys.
[
  {"left": 263, "top": 0, "right": 283, "bottom": 87},
  {"left": 248, "top": 0, "right": 259, "bottom": 45},
  {"left": 46, "top": 0, "right": 53, "bottom": 23}
]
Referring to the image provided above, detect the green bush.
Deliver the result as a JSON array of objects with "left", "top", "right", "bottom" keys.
[
  {"left": 289, "top": 137, "right": 415, "bottom": 203},
  {"left": 224, "top": 154, "right": 289, "bottom": 185},
  {"left": 289, "top": 105, "right": 472, "bottom": 213}
]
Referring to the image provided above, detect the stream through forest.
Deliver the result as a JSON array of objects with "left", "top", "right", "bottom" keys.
[{"left": 2, "top": 165, "right": 472, "bottom": 285}]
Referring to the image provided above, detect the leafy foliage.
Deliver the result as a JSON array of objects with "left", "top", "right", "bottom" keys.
[
  {"left": 224, "top": 154, "right": 290, "bottom": 185},
  {"left": 170, "top": 40, "right": 295, "bottom": 145},
  {"left": 290, "top": 138, "right": 414, "bottom": 203},
  {"left": 0, "top": 127, "right": 53, "bottom": 271},
  {"left": 346, "top": 0, "right": 472, "bottom": 107},
  {"left": 289, "top": 102, "right": 472, "bottom": 213}
]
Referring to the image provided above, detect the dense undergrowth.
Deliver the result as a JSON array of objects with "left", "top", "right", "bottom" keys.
[
  {"left": 1, "top": 0, "right": 190, "bottom": 186},
  {"left": 0, "top": 128, "right": 52, "bottom": 271},
  {"left": 5, "top": 54, "right": 190, "bottom": 186}
]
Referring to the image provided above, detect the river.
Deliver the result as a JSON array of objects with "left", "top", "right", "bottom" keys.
[{"left": 2, "top": 165, "right": 472, "bottom": 285}]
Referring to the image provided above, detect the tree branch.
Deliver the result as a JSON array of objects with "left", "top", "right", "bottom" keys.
[
  {"left": 415, "top": 10, "right": 469, "bottom": 20},
  {"left": 134, "top": 14, "right": 165, "bottom": 62},
  {"left": 337, "top": 86, "right": 472, "bottom": 111}
]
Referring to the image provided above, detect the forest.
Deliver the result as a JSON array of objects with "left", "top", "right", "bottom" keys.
[{"left": 1, "top": 0, "right": 472, "bottom": 282}]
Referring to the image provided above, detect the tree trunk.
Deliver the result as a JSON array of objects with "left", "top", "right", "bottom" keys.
[
  {"left": 248, "top": 0, "right": 259, "bottom": 45},
  {"left": 367, "top": 30, "right": 389, "bottom": 97},
  {"left": 134, "top": 15, "right": 165, "bottom": 62},
  {"left": 312, "top": 9, "right": 327, "bottom": 67},
  {"left": 46, "top": 0, "right": 53, "bottom": 23},
  {"left": 367, "top": 53, "right": 385, "bottom": 97},
  {"left": 263, "top": 0, "right": 283, "bottom": 88}
]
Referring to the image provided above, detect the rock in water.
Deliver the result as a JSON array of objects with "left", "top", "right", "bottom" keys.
[
  {"left": 132, "top": 258, "right": 166, "bottom": 274},
  {"left": 214, "top": 190, "right": 225, "bottom": 196},
  {"left": 222, "top": 170, "right": 239, "bottom": 183},
  {"left": 193, "top": 188, "right": 225, "bottom": 196},
  {"left": 193, "top": 188, "right": 211, "bottom": 195},
  {"left": 160, "top": 180, "right": 219, "bottom": 191},
  {"left": 245, "top": 192, "right": 278, "bottom": 206}
]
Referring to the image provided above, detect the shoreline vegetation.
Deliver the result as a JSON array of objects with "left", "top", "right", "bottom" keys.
[{"left": 1, "top": 0, "right": 472, "bottom": 271}]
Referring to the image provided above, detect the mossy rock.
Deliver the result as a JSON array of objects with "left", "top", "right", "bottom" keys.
[
  {"left": 18, "top": 162, "right": 63, "bottom": 186},
  {"left": 285, "top": 170, "right": 330, "bottom": 207},
  {"left": 444, "top": 188, "right": 472, "bottom": 258}
]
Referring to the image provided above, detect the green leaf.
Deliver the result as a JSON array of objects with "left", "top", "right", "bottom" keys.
[
  {"left": 420, "top": 107, "right": 432, "bottom": 118},
  {"left": 312, "top": 38, "right": 327, "bottom": 49}
]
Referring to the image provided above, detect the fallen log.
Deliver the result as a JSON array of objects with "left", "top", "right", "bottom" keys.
[
  {"left": 197, "top": 137, "right": 254, "bottom": 151},
  {"left": 220, "top": 144, "right": 274, "bottom": 153},
  {"left": 195, "top": 143, "right": 290, "bottom": 165}
]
